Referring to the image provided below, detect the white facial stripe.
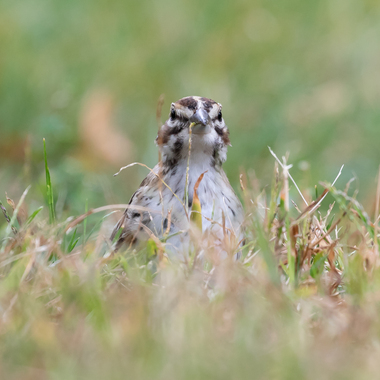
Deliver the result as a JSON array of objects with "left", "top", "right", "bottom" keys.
[{"left": 172, "top": 97, "right": 222, "bottom": 120}]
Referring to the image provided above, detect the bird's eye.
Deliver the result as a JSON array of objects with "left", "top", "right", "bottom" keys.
[
  {"left": 218, "top": 110, "right": 222, "bottom": 121},
  {"left": 170, "top": 109, "right": 176, "bottom": 120}
]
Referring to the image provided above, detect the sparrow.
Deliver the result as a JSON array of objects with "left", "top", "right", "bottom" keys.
[{"left": 111, "top": 96, "right": 244, "bottom": 257}]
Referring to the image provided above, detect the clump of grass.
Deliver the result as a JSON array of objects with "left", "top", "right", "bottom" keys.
[{"left": 1, "top": 147, "right": 380, "bottom": 379}]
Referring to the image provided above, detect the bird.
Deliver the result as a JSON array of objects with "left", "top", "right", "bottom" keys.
[{"left": 111, "top": 96, "right": 244, "bottom": 258}]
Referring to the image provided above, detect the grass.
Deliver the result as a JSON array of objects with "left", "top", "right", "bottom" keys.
[{"left": 1, "top": 143, "right": 380, "bottom": 379}]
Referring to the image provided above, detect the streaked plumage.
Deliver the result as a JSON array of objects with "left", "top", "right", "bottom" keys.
[{"left": 111, "top": 96, "right": 244, "bottom": 257}]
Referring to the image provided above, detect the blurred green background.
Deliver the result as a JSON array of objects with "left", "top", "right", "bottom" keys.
[{"left": 1, "top": 0, "right": 380, "bottom": 217}]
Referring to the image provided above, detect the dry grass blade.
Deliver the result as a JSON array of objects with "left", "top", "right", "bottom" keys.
[
  {"left": 184, "top": 122, "right": 194, "bottom": 213},
  {"left": 1, "top": 185, "right": 31, "bottom": 252},
  {"left": 268, "top": 146, "right": 308, "bottom": 206},
  {"left": 239, "top": 173, "right": 246, "bottom": 193},
  {"left": 156, "top": 93, "right": 165, "bottom": 129},
  {"left": 5, "top": 194, "right": 16, "bottom": 211},
  {"left": 163, "top": 208, "right": 172, "bottom": 238},
  {"left": 6, "top": 192, "right": 27, "bottom": 226},
  {"left": 191, "top": 170, "right": 207, "bottom": 230},
  {"left": 293, "top": 189, "right": 329, "bottom": 224},
  {"left": 309, "top": 212, "right": 346, "bottom": 249}
]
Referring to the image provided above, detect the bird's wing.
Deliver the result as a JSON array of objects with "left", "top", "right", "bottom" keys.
[{"left": 111, "top": 165, "right": 162, "bottom": 250}]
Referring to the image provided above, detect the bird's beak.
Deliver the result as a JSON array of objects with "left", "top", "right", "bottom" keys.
[{"left": 190, "top": 109, "right": 211, "bottom": 134}]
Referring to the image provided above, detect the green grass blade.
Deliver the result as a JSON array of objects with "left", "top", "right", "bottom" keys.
[
  {"left": 43, "top": 138, "right": 55, "bottom": 224},
  {"left": 26, "top": 206, "right": 43, "bottom": 225},
  {"left": 68, "top": 228, "right": 79, "bottom": 252}
]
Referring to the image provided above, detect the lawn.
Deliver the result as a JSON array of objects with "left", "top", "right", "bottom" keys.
[
  {"left": 2, "top": 0, "right": 380, "bottom": 378},
  {"left": 1, "top": 147, "right": 380, "bottom": 379}
]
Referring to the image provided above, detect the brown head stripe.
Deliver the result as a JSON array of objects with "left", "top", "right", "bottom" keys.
[
  {"left": 177, "top": 97, "right": 197, "bottom": 110},
  {"left": 200, "top": 97, "right": 216, "bottom": 112}
]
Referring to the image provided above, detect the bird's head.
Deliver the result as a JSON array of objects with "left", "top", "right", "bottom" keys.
[{"left": 156, "top": 96, "right": 231, "bottom": 169}]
